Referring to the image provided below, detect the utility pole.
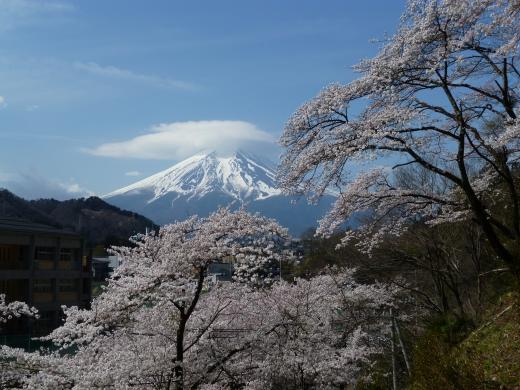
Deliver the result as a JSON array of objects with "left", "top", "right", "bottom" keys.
[
  {"left": 394, "top": 316, "right": 411, "bottom": 376},
  {"left": 390, "top": 308, "right": 397, "bottom": 390}
]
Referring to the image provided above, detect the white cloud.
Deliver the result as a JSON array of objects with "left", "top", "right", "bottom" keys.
[
  {"left": 125, "top": 171, "right": 141, "bottom": 177},
  {"left": 0, "top": 0, "right": 74, "bottom": 12},
  {"left": 0, "top": 96, "right": 5, "bottom": 108},
  {"left": 61, "top": 181, "right": 93, "bottom": 196},
  {"left": 0, "top": 0, "right": 74, "bottom": 31},
  {"left": 74, "top": 62, "right": 198, "bottom": 91},
  {"left": 85, "top": 120, "right": 277, "bottom": 160},
  {"left": 0, "top": 171, "right": 94, "bottom": 200}
]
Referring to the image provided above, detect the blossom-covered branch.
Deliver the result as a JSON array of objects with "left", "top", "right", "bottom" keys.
[
  {"left": 0, "top": 294, "right": 38, "bottom": 324},
  {"left": 279, "top": 0, "right": 520, "bottom": 273},
  {"left": 0, "top": 210, "right": 400, "bottom": 389}
]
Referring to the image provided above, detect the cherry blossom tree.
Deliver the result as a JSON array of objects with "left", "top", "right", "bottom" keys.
[
  {"left": 219, "top": 270, "right": 399, "bottom": 389},
  {"left": 0, "top": 294, "right": 38, "bottom": 325},
  {"left": 0, "top": 295, "right": 39, "bottom": 389},
  {"left": 279, "top": 0, "right": 520, "bottom": 274},
  {"left": 0, "top": 209, "right": 399, "bottom": 389}
]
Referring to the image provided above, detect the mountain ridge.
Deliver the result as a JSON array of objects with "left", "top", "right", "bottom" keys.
[
  {"left": 104, "top": 150, "right": 281, "bottom": 202},
  {"left": 0, "top": 189, "right": 157, "bottom": 246},
  {"left": 103, "top": 151, "right": 336, "bottom": 236}
]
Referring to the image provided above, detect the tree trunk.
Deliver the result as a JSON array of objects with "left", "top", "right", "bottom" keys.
[
  {"left": 173, "top": 267, "right": 206, "bottom": 389},
  {"left": 174, "top": 316, "right": 187, "bottom": 390}
]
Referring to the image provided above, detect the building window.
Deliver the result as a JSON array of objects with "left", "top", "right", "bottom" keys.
[
  {"left": 58, "top": 248, "right": 77, "bottom": 270},
  {"left": 59, "top": 248, "right": 74, "bottom": 261},
  {"left": 58, "top": 279, "right": 77, "bottom": 293},
  {"left": 0, "top": 245, "right": 21, "bottom": 261},
  {"left": 0, "top": 279, "right": 29, "bottom": 301},
  {"left": 33, "top": 279, "right": 53, "bottom": 293},
  {"left": 0, "top": 245, "right": 26, "bottom": 270},
  {"left": 35, "top": 247, "right": 55, "bottom": 261}
]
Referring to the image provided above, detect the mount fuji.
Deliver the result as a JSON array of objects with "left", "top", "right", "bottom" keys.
[{"left": 103, "top": 151, "right": 336, "bottom": 236}]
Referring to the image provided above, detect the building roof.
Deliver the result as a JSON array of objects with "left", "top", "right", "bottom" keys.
[{"left": 0, "top": 218, "right": 80, "bottom": 237}]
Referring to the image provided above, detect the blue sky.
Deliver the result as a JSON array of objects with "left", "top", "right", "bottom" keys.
[{"left": 0, "top": 0, "right": 405, "bottom": 199}]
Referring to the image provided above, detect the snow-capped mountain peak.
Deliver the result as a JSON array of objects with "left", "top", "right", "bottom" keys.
[
  {"left": 103, "top": 150, "right": 337, "bottom": 235},
  {"left": 104, "top": 151, "right": 281, "bottom": 203}
]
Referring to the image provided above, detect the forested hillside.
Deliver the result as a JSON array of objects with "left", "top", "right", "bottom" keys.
[{"left": 0, "top": 189, "right": 156, "bottom": 246}]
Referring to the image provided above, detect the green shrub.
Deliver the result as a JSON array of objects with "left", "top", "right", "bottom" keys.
[{"left": 408, "top": 293, "right": 520, "bottom": 389}]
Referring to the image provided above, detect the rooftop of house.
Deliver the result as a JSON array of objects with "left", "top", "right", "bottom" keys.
[{"left": 0, "top": 218, "right": 79, "bottom": 237}]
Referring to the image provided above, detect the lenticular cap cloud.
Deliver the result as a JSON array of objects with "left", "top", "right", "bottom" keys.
[{"left": 86, "top": 120, "right": 276, "bottom": 160}]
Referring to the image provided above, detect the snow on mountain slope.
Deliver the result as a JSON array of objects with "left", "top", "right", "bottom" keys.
[
  {"left": 104, "top": 151, "right": 280, "bottom": 202},
  {"left": 103, "top": 150, "right": 338, "bottom": 236}
]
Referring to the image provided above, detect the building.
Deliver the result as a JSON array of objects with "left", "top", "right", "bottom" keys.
[
  {"left": 92, "top": 257, "right": 112, "bottom": 282},
  {"left": 92, "top": 255, "right": 120, "bottom": 281},
  {"left": 207, "top": 262, "right": 233, "bottom": 282},
  {"left": 0, "top": 218, "right": 91, "bottom": 339}
]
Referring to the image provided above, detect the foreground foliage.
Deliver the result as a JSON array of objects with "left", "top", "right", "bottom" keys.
[
  {"left": 279, "top": 0, "right": 520, "bottom": 274},
  {"left": 0, "top": 209, "right": 399, "bottom": 389},
  {"left": 409, "top": 292, "right": 520, "bottom": 389},
  {"left": 0, "top": 295, "right": 38, "bottom": 325}
]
